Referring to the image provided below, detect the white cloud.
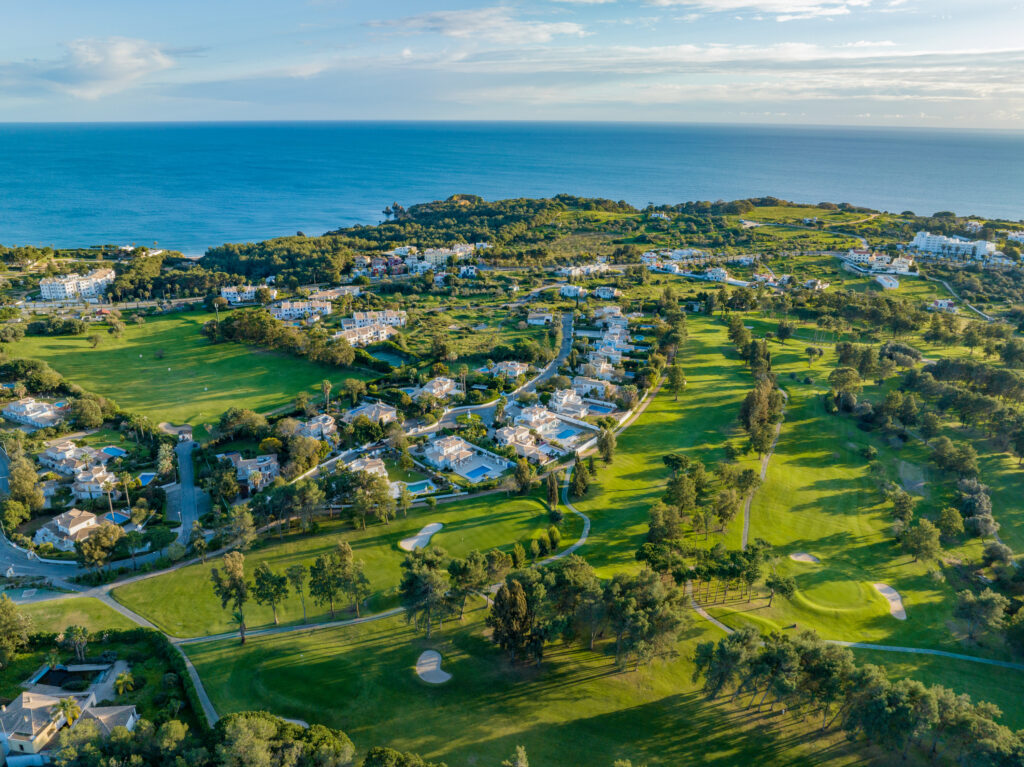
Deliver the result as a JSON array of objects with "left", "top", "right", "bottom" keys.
[
  {"left": 0, "top": 37, "right": 172, "bottom": 99},
  {"left": 646, "top": 0, "right": 873, "bottom": 21},
  {"left": 370, "top": 7, "right": 586, "bottom": 45}
]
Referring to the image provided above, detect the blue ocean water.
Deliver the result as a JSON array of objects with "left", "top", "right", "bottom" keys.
[{"left": 0, "top": 122, "right": 1022, "bottom": 255}]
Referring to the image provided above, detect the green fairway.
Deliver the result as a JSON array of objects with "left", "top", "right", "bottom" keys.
[
  {"left": 112, "top": 493, "right": 580, "bottom": 637},
  {"left": 573, "top": 317, "right": 760, "bottom": 576},
  {"left": 21, "top": 597, "right": 139, "bottom": 633},
  {"left": 9, "top": 311, "right": 376, "bottom": 437},
  {"left": 185, "top": 606, "right": 867, "bottom": 767}
]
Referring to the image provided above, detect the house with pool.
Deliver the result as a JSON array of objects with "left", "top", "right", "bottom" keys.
[
  {"left": 514, "top": 405, "right": 597, "bottom": 450},
  {"left": 34, "top": 508, "right": 99, "bottom": 552},
  {"left": 2, "top": 398, "right": 64, "bottom": 430},
  {"left": 423, "top": 435, "right": 510, "bottom": 481},
  {"left": 72, "top": 466, "right": 117, "bottom": 501},
  {"left": 342, "top": 400, "right": 400, "bottom": 426}
]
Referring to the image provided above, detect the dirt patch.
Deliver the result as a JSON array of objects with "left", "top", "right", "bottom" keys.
[{"left": 898, "top": 460, "right": 927, "bottom": 498}]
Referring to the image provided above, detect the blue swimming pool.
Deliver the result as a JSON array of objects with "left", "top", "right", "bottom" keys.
[
  {"left": 556, "top": 428, "right": 578, "bottom": 440},
  {"left": 102, "top": 446, "right": 128, "bottom": 458},
  {"left": 406, "top": 480, "right": 436, "bottom": 494},
  {"left": 138, "top": 472, "right": 156, "bottom": 487},
  {"left": 465, "top": 466, "right": 491, "bottom": 481},
  {"left": 103, "top": 511, "right": 130, "bottom": 525},
  {"left": 53, "top": 400, "right": 68, "bottom": 408},
  {"left": 588, "top": 405, "right": 613, "bottom": 414}
]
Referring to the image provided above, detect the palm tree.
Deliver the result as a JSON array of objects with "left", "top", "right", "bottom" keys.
[
  {"left": 119, "top": 472, "right": 134, "bottom": 514},
  {"left": 102, "top": 481, "right": 115, "bottom": 515},
  {"left": 322, "top": 379, "right": 332, "bottom": 412},
  {"left": 52, "top": 697, "right": 81, "bottom": 725},
  {"left": 114, "top": 671, "right": 134, "bottom": 695},
  {"left": 45, "top": 648, "right": 60, "bottom": 670}
]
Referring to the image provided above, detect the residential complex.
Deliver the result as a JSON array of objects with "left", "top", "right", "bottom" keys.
[
  {"left": 2, "top": 398, "right": 64, "bottom": 429},
  {"left": 343, "top": 310, "right": 408, "bottom": 329},
  {"left": 269, "top": 300, "right": 332, "bottom": 321},
  {"left": 39, "top": 268, "right": 115, "bottom": 301},
  {"left": 909, "top": 231, "right": 996, "bottom": 259},
  {"left": 220, "top": 285, "right": 277, "bottom": 304},
  {"left": 333, "top": 323, "right": 398, "bottom": 347}
]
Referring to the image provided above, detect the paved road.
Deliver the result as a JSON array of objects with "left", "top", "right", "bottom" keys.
[{"left": 170, "top": 440, "right": 208, "bottom": 545}]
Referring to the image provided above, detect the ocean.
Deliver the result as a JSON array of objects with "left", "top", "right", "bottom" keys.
[{"left": 1, "top": 122, "right": 1022, "bottom": 255}]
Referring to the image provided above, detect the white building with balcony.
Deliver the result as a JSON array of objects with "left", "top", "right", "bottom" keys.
[{"left": 39, "top": 269, "right": 115, "bottom": 301}]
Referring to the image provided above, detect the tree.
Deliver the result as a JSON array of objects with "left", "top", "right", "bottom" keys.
[
  {"left": 569, "top": 462, "right": 589, "bottom": 498},
  {"left": 188, "top": 520, "right": 208, "bottom": 562},
  {"left": 666, "top": 365, "right": 686, "bottom": 401},
  {"left": 286, "top": 564, "right": 308, "bottom": 624},
  {"left": 0, "top": 499, "right": 29, "bottom": 536},
  {"left": 399, "top": 547, "right": 452, "bottom": 638},
  {"left": 76, "top": 522, "right": 124, "bottom": 571},
  {"left": 513, "top": 458, "right": 536, "bottom": 494},
  {"left": 502, "top": 746, "right": 530, "bottom": 767},
  {"left": 937, "top": 506, "right": 964, "bottom": 539},
  {"left": 762, "top": 573, "right": 795, "bottom": 607},
  {"left": 336, "top": 541, "right": 372, "bottom": 617},
  {"left": 488, "top": 579, "right": 533, "bottom": 661},
  {"left": 902, "top": 519, "right": 942, "bottom": 562},
  {"left": 362, "top": 746, "right": 445, "bottom": 767},
  {"left": 114, "top": 671, "right": 134, "bottom": 695},
  {"left": 0, "top": 595, "right": 31, "bottom": 669},
  {"left": 322, "top": 378, "right": 332, "bottom": 410},
  {"left": 309, "top": 552, "right": 343, "bottom": 619},
  {"left": 597, "top": 428, "right": 616, "bottom": 463},
  {"left": 69, "top": 398, "right": 103, "bottom": 428},
  {"left": 211, "top": 551, "right": 250, "bottom": 643},
  {"left": 953, "top": 588, "right": 1009, "bottom": 640},
  {"left": 828, "top": 366, "right": 862, "bottom": 395},
  {"left": 344, "top": 378, "right": 366, "bottom": 406},
  {"left": 226, "top": 505, "right": 257, "bottom": 550},
  {"left": 397, "top": 485, "right": 413, "bottom": 518},
  {"left": 66, "top": 624, "right": 90, "bottom": 662},
  {"left": 448, "top": 550, "right": 489, "bottom": 620},
  {"left": 52, "top": 696, "right": 82, "bottom": 725},
  {"left": 7, "top": 452, "right": 43, "bottom": 511},
  {"left": 252, "top": 562, "right": 289, "bottom": 625},
  {"left": 546, "top": 471, "right": 559, "bottom": 511},
  {"left": 919, "top": 411, "right": 941, "bottom": 442}
]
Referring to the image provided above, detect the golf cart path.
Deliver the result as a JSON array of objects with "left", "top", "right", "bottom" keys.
[{"left": 742, "top": 389, "right": 788, "bottom": 550}]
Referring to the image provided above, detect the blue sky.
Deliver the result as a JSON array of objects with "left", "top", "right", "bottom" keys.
[{"left": 1, "top": 0, "right": 1021, "bottom": 126}]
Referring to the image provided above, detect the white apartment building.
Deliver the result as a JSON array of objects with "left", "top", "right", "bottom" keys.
[
  {"left": 221, "top": 285, "right": 277, "bottom": 304},
  {"left": 39, "top": 269, "right": 115, "bottom": 301},
  {"left": 270, "top": 300, "right": 332, "bottom": 321},
  {"left": 910, "top": 231, "right": 996, "bottom": 259},
  {"left": 333, "top": 323, "right": 398, "bottom": 347},
  {"left": 344, "top": 310, "right": 408, "bottom": 329},
  {"left": 706, "top": 267, "right": 729, "bottom": 282}
]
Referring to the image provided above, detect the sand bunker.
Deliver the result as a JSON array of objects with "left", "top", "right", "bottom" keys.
[
  {"left": 399, "top": 523, "right": 443, "bottom": 552},
  {"left": 873, "top": 583, "right": 907, "bottom": 620},
  {"left": 789, "top": 552, "right": 820, "bottom": 563},
  {"left": 415, "top": 650, "right": 451, "bottom": 684}
]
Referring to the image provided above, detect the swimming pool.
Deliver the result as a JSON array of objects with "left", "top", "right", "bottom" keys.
[
  {"left": 138, "top": 472, "right": 156, "bottom": 487},
  {"left": 102, "top": 446, "right": 128, "bottom": 458},
  {"left": 465, "top": 465, "right": 491, "bottom": 481},
  {"left": 103, "top": 511, "right": 131, "bottom": 525},
  {"left": 406, "top": 480, "right": 437, "bottom": 495},
  {"left": 556, "top": 428, "right": 578, "bottom": 441},
  {"left": 588, "top": 405, "right": 613, "bottom": 414},
  {"left": 53, "top": 400, "right": 68, "bottom": 408}
]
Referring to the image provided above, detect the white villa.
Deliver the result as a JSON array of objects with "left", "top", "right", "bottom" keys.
[
  {"left": 270, "top": 300, "right": 332, "bottom": 321},
  {"left": 3, "top": 398, "right": 64, "bottom": 429},
  {"left": 299, "top": 414, "right": 337, "bottom": 440},
  {"left": 560, "top": 285, "right": 588, "bottom": 300},
  {"left": 346, "top": 456, "right": 388, "bottom": 480},
  {"left": 527, "top": 312, "right": 554, "bottom": 326},
  {"left": 550, "top": 388, "right": 588, "bottom": 418},
  {"left": 928, "top": 298, "right": 957, "bottom": 313},
  {"left": 39, "top": 268, "right": 115, "bottom": 301},
  {"left": 593, "top": 286, "right": 621, "bottom": 300},
  {"left": 333, "top": 323, "right": 398, "bottom": 347},
  {"left": 309, "top": 286, "right": 361, "bottom": 300},
  {"left": 424, "top": 435, "right": 510, "bottom": 480},
  {"left": 342, "top": 401, "right": 399, "bottom": 425},
  {"left": 585, "top": 358, "right": 617, "bottom": 381},
  {"left": 516, "top": 405, "right": 560, "bottom": 432},
  {"left": 573, "top": 376, "right": 617, "bottom": 399},
  {"left": 38, "top": 440, "right": 101, "bottom": 475},
  {"left": 33, "top": 508, "right": 99, "bottom": 552},
  {"left": 72, "top": 465, "right": 117, "bottom": 500},
  {"left": 417, "top": 377, "right": 457, "bottom": 400},
  {"left": 0, "top": 691, "right": 137, "bottom": 761},
  {"left": 222, "top": 453, "right": 280, "bottom": 491},
  {"left": 706, "top": 267, "right": 729, "bottom": 282},
  {"left": 495, "top": 425, "right": 549, "bottom": 463},
  {"left": 459, "top": 265, "right": 479, "bottom": 278},
  {"left": 488, "top": 360, "right": 529, "bottom": 379},
  {"left": 221, "top": 285, "right": 276, "bottom": 304}
]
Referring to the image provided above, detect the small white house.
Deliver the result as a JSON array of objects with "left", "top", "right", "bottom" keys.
[{"left": 560, "top": 285, "right": 588, "bottom": 300}]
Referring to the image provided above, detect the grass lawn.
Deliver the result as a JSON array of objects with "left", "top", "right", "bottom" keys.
[
  {"left": 185, "top": 605, "right": 872, "bottom": 767},
  {"left": 383, "top": 457, "right": 429, "bottom": 483},
  {"left": 8, "top": 311, "right": 377, "bottom": 438},
  {"left": 112, "top": 493, "right": 580, "bottom": 638},
  {"left": 21, "top": 597, "right": 139, "bottom": 633}
]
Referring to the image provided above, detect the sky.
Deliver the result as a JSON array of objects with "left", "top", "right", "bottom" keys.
[{"left": 0, "top": 0, "right": 1021, "bottom": 127}]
